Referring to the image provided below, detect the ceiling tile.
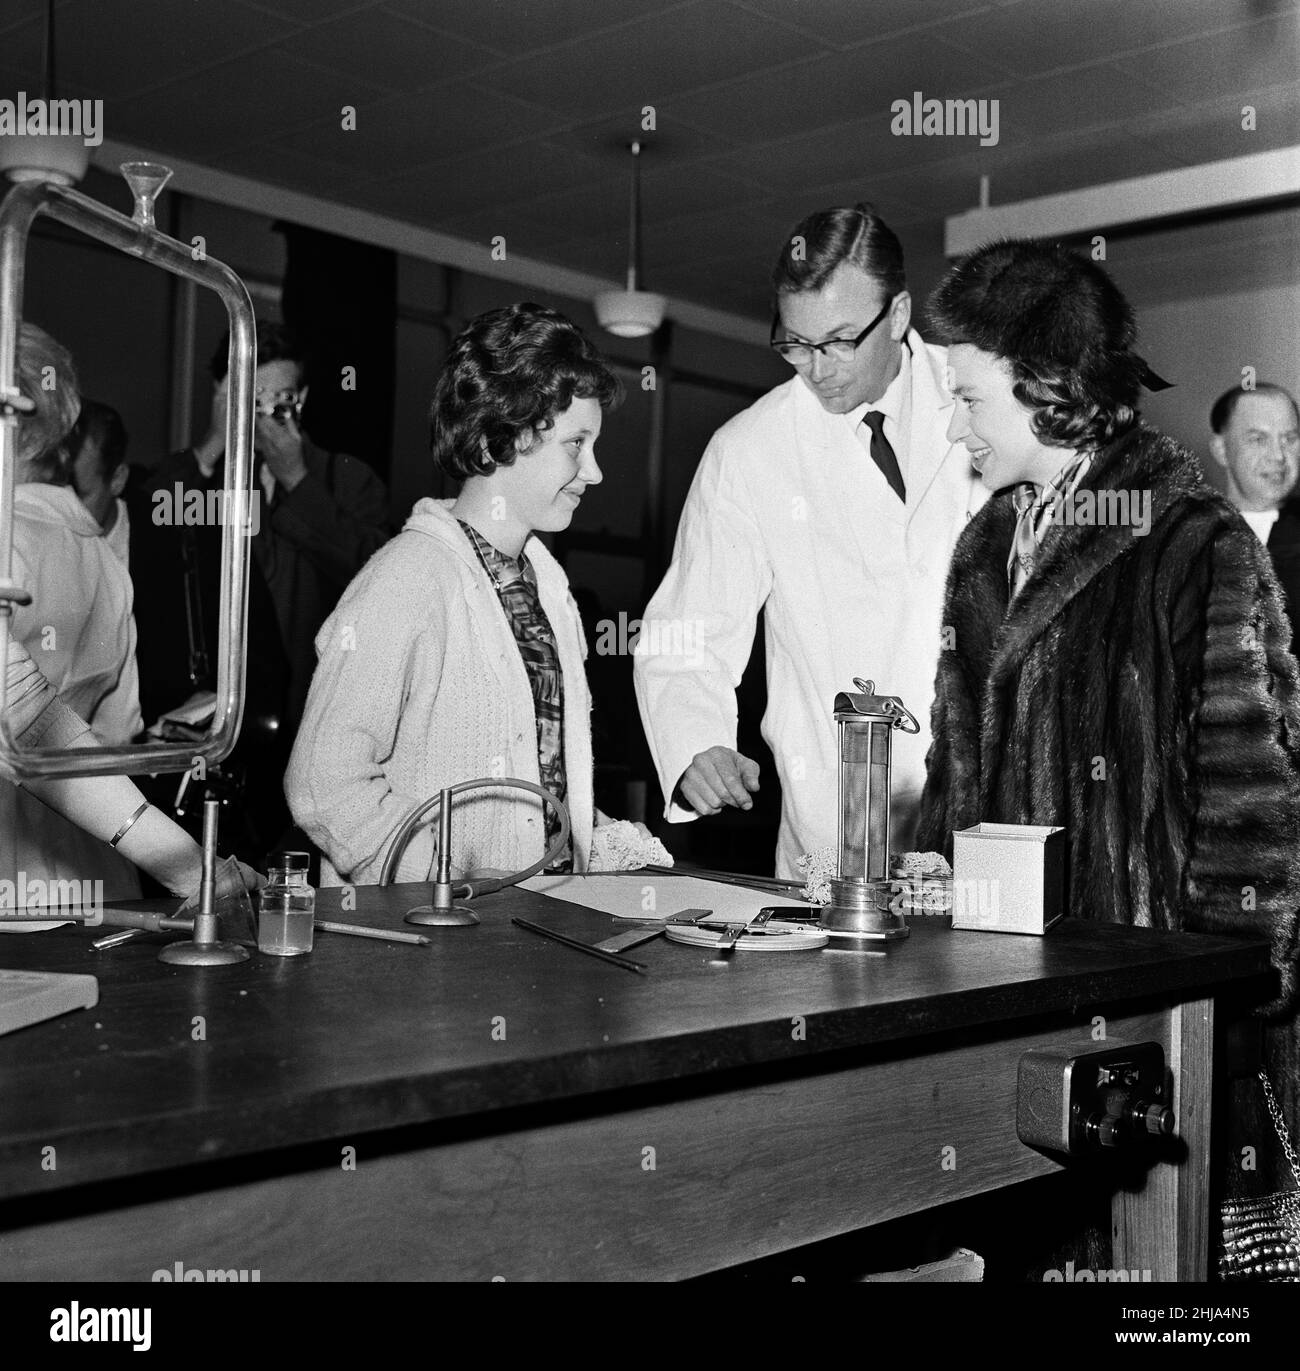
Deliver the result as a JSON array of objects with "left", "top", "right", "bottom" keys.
[
  {"left": 241, "top": 0, "right": 383, "bottom": 19},
  {"left": 852, "top": 153, "right": 997, "bottom": 219},
  {"left": 380, "top": 0, "right": 696, "bottom": 56},
  {"left": 470, "top": 0, "right": 829, "bottom": 121},
  {"left": 732, "top": 0, "right": 997, "bottom": 48},
  {"left": 704, "top": 100, "right": 1024, "bottom": 197},
  {"left": 8, "top": 0, "right": 300, "bottom": 100},
  {"left": 938, "top": 0, "right": 1263, "bottom": 78},
  {"left": 259, "top": 81, "right": 567, "bottom": 172},
  {"left": 1116, "top": 10, "right": 1300, "bottom": 103},
  {"left": 668, "top": 34, "right": 1014, "bottom": 144},
  {"left": 545, "top": 113, "right": 739, "bottom": 169},
  {"left": 261, "top": 7, "right": 501, "bottom": 91},
  {"left": 790, "top": 175, "right": 932, "bottom": 222},
  {"left": 355, "top": 139, "right": 618, "bottom": 223},
  {"left": 984, "top": 62, "right": 1197, "bottom": 142},
  {"left": 6, "top": 0, "right": 1293, "bottom": 332},
  {"left": 1125, "top": 82, "right": 1300, "bottom": 164},
  {"left": 107, "top": 50, "right": 389, "bottom": 158}
]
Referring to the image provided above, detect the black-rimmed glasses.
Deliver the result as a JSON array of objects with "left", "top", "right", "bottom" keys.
[{"left": 769, "top": 295, "right": 895, "bottom": 365}]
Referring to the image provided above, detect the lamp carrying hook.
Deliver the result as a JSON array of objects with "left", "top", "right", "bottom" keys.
[
  {"left": 886, "top": 700, "right": 921, "bottom": 734},
  {"left": 850, "top": 677, "right": 920, "bottom": 733}
]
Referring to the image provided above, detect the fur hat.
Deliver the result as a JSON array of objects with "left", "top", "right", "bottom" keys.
[{"left": 927, "top": 239, "right": 1158, "bottom": 397}]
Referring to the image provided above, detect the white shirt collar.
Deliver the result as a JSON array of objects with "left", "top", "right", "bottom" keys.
[
  {"left": 1241, "top": 507, "right": 1281, "bottom": 545},
  {"left": 844, "top": 340, "right": 910, "bottom": 431}
]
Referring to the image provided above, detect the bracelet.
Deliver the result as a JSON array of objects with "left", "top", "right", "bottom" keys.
[{"left": 108, "top": 800, "right": 151, "bottom": 849}]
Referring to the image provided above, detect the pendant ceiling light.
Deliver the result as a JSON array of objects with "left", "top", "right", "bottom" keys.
[
  {"left": 0, "top": 0, "right": 91, "bottom": 186},
  {"left": 594, "top": 141, "right": 666, "bottom": 339}
]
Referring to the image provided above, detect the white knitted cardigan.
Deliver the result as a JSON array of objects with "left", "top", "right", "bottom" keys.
[{"left": 285, "top": 498, "right": 594, "bottom": 885}]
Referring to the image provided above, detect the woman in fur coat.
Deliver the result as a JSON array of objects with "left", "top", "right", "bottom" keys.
[{"left": 916, "top": 240, "right": 1300, "bottom": 1157}]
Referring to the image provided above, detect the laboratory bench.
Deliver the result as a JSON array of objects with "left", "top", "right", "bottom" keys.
[{"left": 0, "top": 877, "right": 1274, "bottom": 1281}]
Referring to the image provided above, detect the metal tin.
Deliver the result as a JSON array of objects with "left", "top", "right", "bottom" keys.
[{"left": 951, "top": 823, "right": 1066, "bottom": 934}]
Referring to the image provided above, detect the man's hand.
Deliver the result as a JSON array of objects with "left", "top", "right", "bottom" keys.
[
  {"left": 255, "top": 411, "right": 308, "bottom": 492},
  {"left": 676, "top": 746, "right": 760, "bottom": 816}
]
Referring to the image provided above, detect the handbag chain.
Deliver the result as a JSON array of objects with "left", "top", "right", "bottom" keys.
[
  {"left": 1260, "top": 1069, "right": 1300, "bottom": 1189},
  {"left": 1218, "top": 1070, "right": 1300, "bottom": 1281}
]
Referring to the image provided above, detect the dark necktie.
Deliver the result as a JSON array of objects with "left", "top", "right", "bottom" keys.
[{"left": 863, "top": 410, "right": 905, "bottom": 502}]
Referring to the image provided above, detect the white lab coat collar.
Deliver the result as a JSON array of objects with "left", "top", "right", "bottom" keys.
[
  {"left": 788, "top": 331, "right": 962, "bottom": 550},
  {"left": 901, "top": 334, "right": 962, "bottom": 517}
]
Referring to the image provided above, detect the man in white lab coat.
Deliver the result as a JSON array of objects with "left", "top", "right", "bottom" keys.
[{"left": 634, "top": 203, "right": 985, "bottom": 877}]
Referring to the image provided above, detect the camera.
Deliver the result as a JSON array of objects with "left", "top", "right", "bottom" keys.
[{"left": 254, "top": 390, "right": 303, "bottom": 424}]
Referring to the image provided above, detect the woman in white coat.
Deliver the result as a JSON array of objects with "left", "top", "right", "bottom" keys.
[{"left": 287, "top": 303, "right": 644, "bottom": 885}]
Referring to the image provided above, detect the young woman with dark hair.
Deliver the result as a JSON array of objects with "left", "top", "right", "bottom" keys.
[
  {"left": 917, "top": 239, "right": 1300, "bottom": 1147},
  {"left": 921, "top": 240, "right": 1300, "bottom": 981},
  {"left": 286, "top": 302, "right": 645, "bottom": 884}
]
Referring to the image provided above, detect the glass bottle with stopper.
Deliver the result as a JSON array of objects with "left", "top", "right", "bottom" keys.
[{"left": 258, "top": 852, "right": 316, "bottom": 956}]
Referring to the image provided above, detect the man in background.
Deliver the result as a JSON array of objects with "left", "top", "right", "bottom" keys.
[
  {"left": 635, "top": 203, "right": 984, "bottom": 877},
  {"left": 1209, "top": 381, "right": 1300, "bottom": 640},
  {"left": 143, "top": 322, "right": 392, "bottom": 735},
  {"left": 133, "top": 322, "right": 391, "bottom": 860}
]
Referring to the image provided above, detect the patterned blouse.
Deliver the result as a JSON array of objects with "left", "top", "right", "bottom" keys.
[{"left": 458, "top": 520, "right": 572, "bottom": 871}]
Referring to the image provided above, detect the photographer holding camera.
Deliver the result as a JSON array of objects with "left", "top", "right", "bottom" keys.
[{"left": 131, "top": 323, "right": 392, "bottom": 861}]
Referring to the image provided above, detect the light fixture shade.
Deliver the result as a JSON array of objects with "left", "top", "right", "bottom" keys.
[
  {"left": 594, "top": 289, "right": 666, "bottom": 338},
  {"left": 0, "top": 132, "right": 90, "bottom": 185}
]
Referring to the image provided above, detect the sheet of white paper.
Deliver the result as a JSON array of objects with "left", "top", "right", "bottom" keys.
[{"left": 520, "top": 873, "right": 809, "bottom": 922}]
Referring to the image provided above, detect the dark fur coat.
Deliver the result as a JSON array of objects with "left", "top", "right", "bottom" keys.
[{"left": 918, "top": 425, "right": 1300, "bottom": 1020}]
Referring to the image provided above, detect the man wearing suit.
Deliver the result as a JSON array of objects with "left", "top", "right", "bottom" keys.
[
  {"left": 635, "top": 203, "right": 985, "bottom": 877},
  {"left": 1209, "top": 382, "right": 1300, "bottom": 640}
]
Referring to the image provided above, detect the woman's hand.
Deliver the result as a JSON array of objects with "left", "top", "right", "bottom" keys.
[{"left": 175, "top": 858, "right": 265, "bottom": 912}]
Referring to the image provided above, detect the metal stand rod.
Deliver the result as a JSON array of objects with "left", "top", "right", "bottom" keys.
[
  {"left": 158, "top": 798, "right": 250, "bottom": 965},
  {"left": 192, "top": 798, "right": 219, "bottom": 945},
  {"left": 406, "top": 788, "right": 478, "bottom": 927}
]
